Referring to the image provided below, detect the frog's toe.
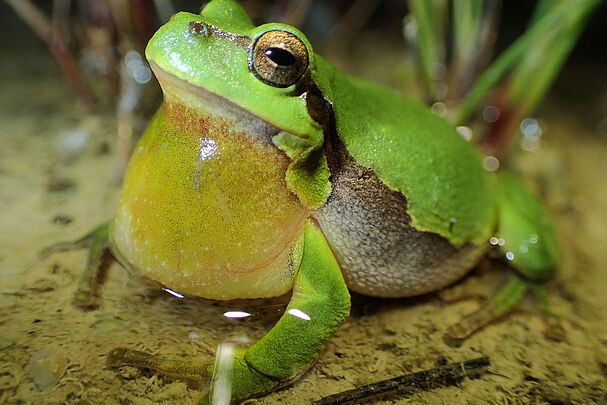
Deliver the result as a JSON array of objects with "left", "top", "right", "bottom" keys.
[
  {"left": 39, "top": 240, "right": 86, "bottom": 259},
  {"left": 39, "top": 222, "right": 108, "bottom": 259},
  {"left": 444, "top": 276, "right": 529, "bottom": 346},
  {"left": 72, "top": 288, "right": 100, "bottom": 310},
  {"left": 106, "top": 346, "right": 286, "bottom": 403},
  {"left": 107, "top": 347, "right": 209, "bottom": 382},
  {"left": 106, "top": 347, "right": 132, "bottom": 368},
  {"left": 543, "top": 316, "right": 566, "bottom": 342},
  {"left": 444, "top": 276, "right": 563, "bottom": 346}
]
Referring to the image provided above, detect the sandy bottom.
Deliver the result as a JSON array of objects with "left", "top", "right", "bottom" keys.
[{"left": 1, "top": 40, "right": 607, "bottom": 405}]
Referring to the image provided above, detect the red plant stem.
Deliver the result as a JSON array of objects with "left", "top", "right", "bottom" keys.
[
  {"left": 482, "top": 105, "right": 521, "bottom": 158},
  {"left": 130, "top": 0, "right": 157, "bottom": 49},
  {"left": 480, "top": 79, "right": 523, "bottom": 159},
  {"left": 48, "top": 33, "right": 97, "bottom": 110},
  {"left": 5, "top": 0, "right": 97, "bottom": 109},
  {"left": 4, "top": 0, "right": 50, "bottom": 38}
]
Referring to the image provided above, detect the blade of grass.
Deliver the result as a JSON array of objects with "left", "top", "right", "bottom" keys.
[
  {"left": 481, "top": 0, "right": 600, "bottom": 157},
  {"left": 449, "top": 0, "right": 484, "bottom": 99},
  {"left": 471, "top": 0, "right": 501, "bottom": 93},
  {"left": 506, "top": 0, "right": 597, "bottom": 117},
  {"left": 407, "top": 0, "right": 448, "bottom": 101},
  {"left": 452, "top": 0, "right": 600, "bottom": 125},
  {"left": 527, "top": 0, "right": 553, "bottom": 26}
]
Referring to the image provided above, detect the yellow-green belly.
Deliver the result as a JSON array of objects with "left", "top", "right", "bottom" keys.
[{"left": 111, "top": 103, "right": 307, "bottom": 300}]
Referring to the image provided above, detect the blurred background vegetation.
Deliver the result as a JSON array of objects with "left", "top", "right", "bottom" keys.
[{"left": 2, "top": 0, "right": 606, "bottom": 166}]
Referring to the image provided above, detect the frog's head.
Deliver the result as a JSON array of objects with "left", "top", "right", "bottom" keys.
[{"left": 145, "top": 0, "right": 324, "bottom": 140}]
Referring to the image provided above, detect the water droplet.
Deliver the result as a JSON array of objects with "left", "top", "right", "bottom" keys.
[
  {"left": 223, "top": 311, "right": 252, "bottom": 319},
  {"left": 133, "top": 64, "right": 152, "bottom": 84},
  {"left": 432, "top": 82, "right": 448, "bottom": 100},
  {"left": 483, "top": 156, "right": 500, "bottom": 172},
  {"left": 520, "top": 118, "right": 543, "bottom": 151},
  {"left": 162, "top": 288, "right": 184, "bottom": 298},
  {"left": 456, "top": 126, "right": 473, "bottom": 142},
  {"left": 431, "top": 102, "right": 447, "bottom": 118},
  {"left": 483, "top": 106, "right": 500, "bottom": 123},
  {"left": 520, "top": 118, "right": 541, "bottom": 136},
  {"left": 288, "top": 308, "right": 311, "bottom": 321},
  {"left": 432, "top": 63, "right": 447, "bottom": 80}
]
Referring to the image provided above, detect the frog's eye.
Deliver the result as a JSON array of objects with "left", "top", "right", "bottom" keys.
[{"left": 250, "top": 30, "right": 309, "bottom": 88}]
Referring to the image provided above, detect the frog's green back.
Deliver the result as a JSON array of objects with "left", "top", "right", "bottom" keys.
[{"left": 313, "top": 57, "right": 495, "bottom": 245}]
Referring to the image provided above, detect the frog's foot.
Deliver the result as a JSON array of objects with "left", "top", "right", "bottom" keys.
[
  {"left": 107, "top": 347, "right": 209, "bottom": 383},
  {"left": 40, "top": 226, "right": 100, "bottom": 259},
  {"left": 41, "top": 222, "right": 112, "bottom": 310},
  {"left": 444, "top": 275, "right": 563, "bottom": 346},
  {"left": 107, "top": 346, "right": 286, "bottom": 403},
  {"left": 444, "top": 168, "right": 564, "bottom": 345}
]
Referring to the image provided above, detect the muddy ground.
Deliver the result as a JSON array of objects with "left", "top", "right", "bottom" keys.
[{"left": 1, "top": 13, "right": 607, "bottom": 405}]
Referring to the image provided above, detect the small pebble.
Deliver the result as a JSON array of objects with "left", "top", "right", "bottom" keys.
[
  {"left": 26, "top": 347, "right": 68, "bottom": 390},
  {"left": 46, "top": 176, "right": 75, "bottom": 192}
]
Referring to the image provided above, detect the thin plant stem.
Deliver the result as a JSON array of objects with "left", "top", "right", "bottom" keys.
[
  {"left": 507, "top": 0, "right": 596, "bottom": 117},
  {"left": 448, "top": 0, "right": 501, "bottom": 100},
  {"left": 482, "top": 0, "right": 600, "bottom": 156},
  {"left": 4, "top": 0, "right": 97, "bottom": 109},
  {"left": 408, "top": 0, "right": 448, "bottom": 101},
  {"left": 449, "top": 0, "right": 483, "bottom": 99}
]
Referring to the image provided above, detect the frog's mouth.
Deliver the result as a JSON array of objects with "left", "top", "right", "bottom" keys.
[
  {"left": 149, "top": 61, "right": 285, "bottom": 145},
  {"left": 111, "top": 62, "right": 310, "bottom": 300}
]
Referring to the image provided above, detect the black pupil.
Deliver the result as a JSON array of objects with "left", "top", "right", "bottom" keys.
[{"left": 264, "top": 47, "right": 296, "bottom": 67}]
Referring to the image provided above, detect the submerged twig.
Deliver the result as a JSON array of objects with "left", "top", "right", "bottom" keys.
[{"left": 313, "top": 356, "right": 490, "bottom": 405}]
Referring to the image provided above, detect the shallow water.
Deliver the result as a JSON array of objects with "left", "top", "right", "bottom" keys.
[{"left": 2, "top": 9, "right": 607, "bottom": 405}]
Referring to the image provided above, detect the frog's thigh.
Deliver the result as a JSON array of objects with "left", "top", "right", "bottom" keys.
[
  {"left": 316, "top": 142, "right": 485, "bottom": 298},
  {"left": 207, "top": 219, "right": 351, "bottom": 402}
]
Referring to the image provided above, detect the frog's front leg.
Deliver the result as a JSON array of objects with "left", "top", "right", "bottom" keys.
[
  {"left": 446, "top": 170, "right": 558, "bottom": 343},
  {"left": 109, "top": 219, "right": 351, "bottom": 403},
  {"left": 42, "top": 221, "right": 112, "bottom": 309}
]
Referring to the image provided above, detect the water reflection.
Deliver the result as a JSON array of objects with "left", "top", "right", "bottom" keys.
[
  {"left": 212, "top": 343, "right": 235, "bottom": 405},
  {"left": 288, "top": 308, "right": 311, "bottom": 321},
  {"left": 193, "top": 137, "right": 218, "bottom": 191},
  {"left": 223, "top": 311, "right": 252, "bottom": 319},
  {"left": 520, "top": 118, "right": 543, "bottom": 151},
  {"left": 162, "top": 287, "right": 185, "bottom": 298}
]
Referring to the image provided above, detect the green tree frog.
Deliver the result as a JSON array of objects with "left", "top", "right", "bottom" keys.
[{"left": 61, "top": 0, "right": 558, "bottom": 402}]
